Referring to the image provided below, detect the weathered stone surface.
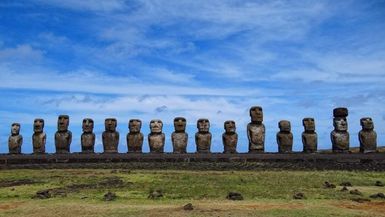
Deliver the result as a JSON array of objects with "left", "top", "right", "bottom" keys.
[
  {"left": 55, "top": 115, "right": 72, "bottom": 154},
  {"left": 102, "top": 118, "right": 119, "bottom": 153},
  {"left": 222, "top": 120, "right": 238, "bottom": 154},
  {"left": 127, "top": 119, "right": 144, "bottom": 153},
  {"left": 104, "top": 191, "right": 117, "bottom": 201},
  {"left": 32, "top": 118, "right": 46, "bottom": 154},
  {"left": 8, "top": 123, "right": 22, "bottom": 154},
  {"left": 359, "top": 117, "right": 377, "bottom": 153},
  {"left": 226, "top": 192, "right": 243, "bottom": 200},
  {"left": 81, "top": 118, "right": 95, "bottom": 153},
  {"left": 331, "top": 107, "right": 349, "bottom": 153},
  {"left": 183, "top": 203, "right": 194, "bottom": 210},
  {"left": 172, "top": 117, "right": 188, "bottom": 154},
  {"left": 247, "top": 106, "right": 265, "bottom": 153},
  {"left": 293, "top": 192, "right": 305, "bottom": 199},
  {"left": 302, "top": 118, "right": 317, "bottom": 153},
  {"left": 277, "top": 120, "right": 293, "bottom": 153},
  {"left": 324, "top": 181, "right": 336, "bottom": 189},
  {"left": 148, "top": 119, "right": 165, "bottom": 153},
  {"left": 195, "top": 119, "right": 212, "bottom": 153}
]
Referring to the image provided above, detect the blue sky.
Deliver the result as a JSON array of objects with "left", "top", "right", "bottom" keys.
[{"left": 0, "top": 0, "right": 385, "bottom": 153}]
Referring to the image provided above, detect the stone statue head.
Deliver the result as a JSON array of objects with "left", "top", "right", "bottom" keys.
[
  {"left": 360, "top": 117, "right": 374, "bottom": 130},
  {"left": 57, "top": 115, "right": 69, "bottom": 132},
  {"left": 302, "top": 118, "right": 315, "bottom": 132},
  {"left": 129, "top": 119, "right": 142, "bottom": 133},
  {"left": 279, "top": 120, "right": 291, "bottom": 132},
  {"left": 105, "top": 118, "right": 117, "bottom": 132},
  {"left": 333, "top": 107, "right": 348, "bottom": 117},
  {"left": 197, "top": 119, "right": 210, "bottom": 133},
  {"left": 250, "top": 106, "right": 263, "bottom": 123},
  {"left": 224, "top": 120, "right": 236, "bottom": 133},
  {"left": 150, "top": 119, "right": 163, "bottom": 133},
  {"left": 82, "top": 118, "right": 94, "bottom": 133},
  {"left": 174, "top": 117, "right": 186, "bottom": 132},
  {"left": 333, "top": 117, "right": 347, "bottom": 131},
  {"left": 33, "top": 118, "right": 44, "bottom": 133},
  {"left": 11, "top": 123, "right": 20, "bottom": 136}
]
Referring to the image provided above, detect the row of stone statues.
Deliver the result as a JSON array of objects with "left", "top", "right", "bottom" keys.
[{"left": 7, "top": 107, "right": 378, "bottom": 154}]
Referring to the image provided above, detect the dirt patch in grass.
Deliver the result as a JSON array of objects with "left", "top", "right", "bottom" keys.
[
  {"left": 0, "top": 202, "right": 25, "bottom": 210},
  {"left": 0, "top": 179, "right": 41, "bottom": 188},
  {"left": 335, "top": 201, "right": 385, "bottom": 213}
]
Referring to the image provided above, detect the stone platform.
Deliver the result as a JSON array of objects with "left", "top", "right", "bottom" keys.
[{"left": 0, "top": 153, "right": 384, "bottom": 171}]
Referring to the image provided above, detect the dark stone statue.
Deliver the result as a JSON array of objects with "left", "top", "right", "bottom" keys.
[
  {"left": 81, "top": 118, "right": 95, "bottom": 153},
  {"left": 359, "top": 117, "right": 377, "bottom": 153},
  {"left": 127, "top": 119, "right": 144, "bottom": 153},
  {"left": 277, "top": 120, "right": 293, "bottom": 153},
  {"left": 148, "top": 119, "right": 165, "bottom": 153},
  {"left": 8, "top": 123, "right": 23, "bottom": 154},
  {"left": 331, "top": 107, "right": 349, "bottom": 153},
  {"left": 102, "top": 118, "right": 119, "bottom": 153},
  {"left": 172, "top": 117, "right": 188, "bottom": 153},
  {"left": 55, "top": 115, "right": 72, "bottom": 154},
  {"left": 32, "top": 118, "right": 46, "bottom": 154},
  {"left": 302, "top": 118, "right": 317, "bottom": 153},
  {"left": 222, "top": 120, "right": 238, "bottom": 154},
  {"left": 195, "top": 119, "right": 212, "bottom": 153},
  {"left": 247, "top": 106, "right": 265, "bottom": 153}
]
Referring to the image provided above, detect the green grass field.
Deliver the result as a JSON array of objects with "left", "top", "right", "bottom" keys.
[{"left": 0, "top": 169, "right": 384, "bottom": 217}]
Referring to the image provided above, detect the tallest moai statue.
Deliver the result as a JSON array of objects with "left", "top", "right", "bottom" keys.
[
  {"left": 331, "top": 107, "right": 349, "bottom": 153},
  {"left": 247, "top": 106, "right": 265, "bottom": 153},
  {"left": 55, "top": 115, "right": 72, "bottom": 154}
]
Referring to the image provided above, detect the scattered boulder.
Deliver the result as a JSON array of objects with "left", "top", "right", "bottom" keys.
[
  {"left": 375, "top": 181, "right": 384, "bottom": 187},
  {"left": 340, "top": 186, "right": 349, "bottom": 192},
  {"left": 33, "top": 189, "right": 51, "bottom": 199},
  {"left": 340, "top": 182, "right": 352, "bottom": 187},
  {"left": 293, "top": 192, "right": 305, "bottom": 200},
  {"left": 104, "top": 191, "right": 117, "bottom": 201},
  {"left": 369, "top": 193, "right": 385, "bottom": 199},
  {"left": 183, "top": 203, "right": 194, "bottom": 211},
  {"left": 349, "top": 189, "right": 363, "bottom": 196},
  {"left": 226, "top": 192, "right": 244, "bottom": 200},
  {"left": 148, "top": 189, "right": 163, "bottom": 199},
  {"left": 324, "top": 181, "right": 336, "bottom": 189},
  {"left": 351, "top": 198, "right": 371, "bottom": 203}
]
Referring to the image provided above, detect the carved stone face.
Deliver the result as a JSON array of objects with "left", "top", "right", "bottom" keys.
[
  {"left": 58, "top": 115, "right": 69, "bottom": 132},
  {"left": 33, "top": 119, "right": 44, "bottom": 133},
  {"left": 360, "top": 117, "right": 373, "bottom": 130},
  {"left": 303, "top": 118, "right": 315, "bottom": 131},
  {"left": 250, "top": 106, "right": 263, "bottom": 123},
  {"left": 11, "top": 123, "right": 20, "bottom": 135},
  {"left": 129, "top": 119, "right": 142, "bottom": 133},
  {"left": 224, "top": 120, "right": 236, "bottom": 133},
  {"left": 150, "top": 119, "right": 163, "bottom": 133},
  {"left": 197, "top": 119, "right": 210, "bottom": 133},
  {"left": 82, "top": 118, "right": 94, "bottom": 133},
  {"left": 334, "top": 117, "right": 347, "bottom": 131},
  {"left": 174, "top": 117, "right": 186, "bottom": 132},
  {"left": 105, "top": 118, "right": 117, "bottom": 132},
  {"left": 279, "top": 120, "right": 291, "bottom": 132}
]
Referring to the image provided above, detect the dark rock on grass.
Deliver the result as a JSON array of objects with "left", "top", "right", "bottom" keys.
[
  {"left": 226, "top": 192, "right": 244, "bottom": 200},
  {"left": 293, "top": 192, "right": 305, "bottom": 200},
  {"left": 324, "top": 181, "right": 336, "bottom": 189},
  {"left": 341, "top": 186, "right": 349, "bottom": 192},
  {"left": 340, "top": 182, "right": 352, "bottom": 187},
  {"left": 183, "top": 203, "right": 194, "bottom": 211},
  {"left": 375, "top": 181, "right": 384, "bottom": 187},
  {"left": 104, "top": 191, "right": 117, "bottom": 201},
  {"left": 148, "top": 189, "right": 163, "bottom": 199},
  {"left": 351, "top": 198, "right": 371, "bottom": 203},
  {"left": 33, "top": 189, "right": 51, "bottom": 199},
  {"left": 350, "top": 189, "right": 363, "bottom": 196},
  {"left": 369, "top": 193, "right": 385, "bottom": 199}
]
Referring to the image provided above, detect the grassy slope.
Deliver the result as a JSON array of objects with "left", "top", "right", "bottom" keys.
[{"left": 0, "top": 169, "right": 384, "bottom": 217}]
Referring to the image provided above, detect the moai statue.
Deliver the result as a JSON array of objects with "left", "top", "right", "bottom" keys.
[
  {"left": 127, "top": 119, "right": 144, "bottom": 153},
  {"left": 359, "top": 117, "right": 377, "bottom": 153},
  {"left": 302, "top": 118, "right": 318, "bottom": 153},
  {"left": 171, "top": 117, "right": 188, "bottom": 153},
  {"left": 32, "top": 118, "right": 46, "bottom": 154},
  {"left": 8, "top": 123, "right": 23, "bottom": 154},
  {"left": 195, "top": 119, "right": 212, "bottom": 153},
  {"left": 55, "top": 115, "right": 72, "bottom": 154},
  {"left": 331, "top": 107, "right": 349, "bottom": 153},
  {"left": 247, "top": 106, "right": 265, "bottom": 153},
  {"left": 277, "top": 120, "right": 293, "bottom": 153},
  {"left": 81, "top": 118, "right": 95, "bottom": 153},
  {"left": 148, "top": 119, "right": 165, "bottom": 153},
  {"left": 102, "top": 118, "right": 119, "bottom": 153},
  {"left": 222, "top": 120, "right": 238, "bottom": 154}
]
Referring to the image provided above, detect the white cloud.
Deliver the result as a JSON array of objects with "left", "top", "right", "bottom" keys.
[{"left": 34, "top": 0, "right": 127, "bottom": 12}]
